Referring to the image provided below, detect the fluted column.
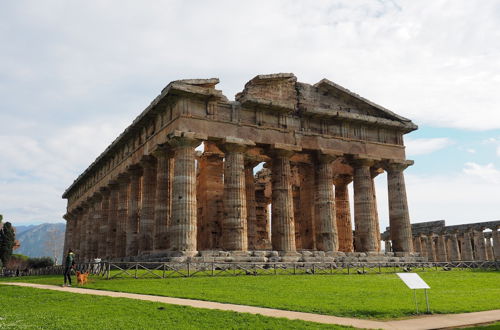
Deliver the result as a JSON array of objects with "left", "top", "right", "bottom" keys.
[
  {"left": 413, "top": 236, "right": 422, "bottom": 255},
  {"left": 115, "top": 174, "right": 130, "bottom": 258},
  {"left": 270, "top": 148, "right": 297, "bottom": 253},
  {"left": 419, "top": 234, "right": 428, "bottom": 258},
  {"left": 98, "top": 187, "right": 110, "bottom": 258},
  {"left": 485, "top": 236, "right": 494, "bottom": 260},
  {"left": 90, "top": 194, "right": 102, "bottom": 259},
  {"left": 334, "top": 174, "right": 353, "bottom": 252},
  {"left": 221, "top": 140, "right": 253, "bottom": 251},
  {"left": 126, "top": 166, "right": 142, "bottom": 257},
  {"left": 153, "top": 148, "right": 173, "bottom": 251},
  {"left": 384, "top": 240, "right": 392, "bottom": 252},
  {"left": 426, "top": 234, "right": 436, "bottom": 261},
  {"left": 107, "top": 181, "right": 119, "bottom": 259},
  {"left": 385, "top": 160, "right": 414, "bottom": 253},
  {"left": 314, "top": 153, "right": 338, "bottom": 252},
  {"left": 474, "top": 230, "right": 487, "bottom": 260},
  {"left": 168, "top": 135, "right": 202, "bottom": 255},
  {"left": 492, "top": 228, "right": 500, "bottom": 260},
  {"left": 72, "top": 209, "right": 82, "bottom": 259},
  {"left": 79, "top": 203, "right": 89, "bottom": 261},
  {"left": 63, "top": 213, "right": 75, "bottom": 256},
  {"left": 436, "top": 234, "right": 448, "bottom": 262},
  {"left": 245, "top": 160, "right": 258, "bottom": 250},
  {"left": 139, "top": 156, "right": 157, "bottom": 254},
  {"left": 351, "top": 157, "right": 378, "bottom": 252},
  {"left": 461, "top": 231, "right": 474, "bottom": 260},
  {"left": 448, "top": 231, "right": 461, "bottom": 261},
  {"left": 298, "top": 164, "right": 315, "bottom": 250},
  {"left": 370, "top": 168, "right": 383, "bottom": 252}
]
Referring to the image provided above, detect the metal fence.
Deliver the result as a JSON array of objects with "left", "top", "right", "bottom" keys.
[{"left": 1, "top": 260, "right": 497, "bottom": 279}]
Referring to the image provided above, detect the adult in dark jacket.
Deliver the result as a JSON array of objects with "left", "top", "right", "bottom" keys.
[{"left": 63, "top": 249, "right": 75, "bottom": 287}]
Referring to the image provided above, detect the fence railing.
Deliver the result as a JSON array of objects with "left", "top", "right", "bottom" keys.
[{"left": 1, "top": 260, "right": 498, "bottom": 279}]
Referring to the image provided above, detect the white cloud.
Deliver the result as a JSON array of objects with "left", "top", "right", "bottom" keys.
[
  {"left": 462, "top": 162, "right": 500, "bottom": 184},
  {"left": 405, "top": 137, "right": 454, "bottom": 156}
]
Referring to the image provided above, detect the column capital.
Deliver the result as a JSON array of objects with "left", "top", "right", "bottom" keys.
[
  {"left": 151, "top": 144, "right": 174, "bottom": 158},
  {"left": 219, "top": 137, "right": 255, "bottom": 154},
  {"left": 315, "top": 149, "right": 342, "bottom": 163},
  {"left": 167, "top": 130, "right": 206, "bottom": 149},
  {"left": 140, "top": 155, "right": 157, "bottom": 168},
  {"left": 99, "top": 186, "right": 111, "bottom": 197},
  {"left": 127, "top": 164, "right": 143, "bottom": 177},
  {"left": 348, "top": 155, "right": 380, "bottom": 168},
  {"left": 383, "top": 159, "right": 414, "bottom": 173},
  {"left": 333, "top": 174, "right": 353, "bottom": 186},
  {"left": 116, "top": 172, "right": 130, "bottom": 184}
]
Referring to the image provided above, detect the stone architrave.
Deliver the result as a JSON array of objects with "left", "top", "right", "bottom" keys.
[
  {"left": 107, "top": 181, "right": 119, "bottom": 259},
  {"left": 385, "top": 160, "right": 414, "bottom": 253},
  {"left": 220, "top": 138, "right": 255, "bottom": 251},
  {"left": 314, "top": 151, "right": 339, "bottom": 252},
  {"left": 153, "top": 147, "right": 174, "bottom": 251},
  {"left": 167, "top": 133, "right": 204, "bottom": 255},
  {"left": 98, "top": 187, "right": 110, "bottom": 257},
  {"left": 448, "top": 231, "right": 461, "bottom": 261},
  {"left": 351, "top": 157, "right": 379, "bottom": 252},
  {"left": 139, "top": 156, "right": 157, "bottom": 254},
  {"left": 461, "top": 231, "right": 474, "bottom": 260},
  {"left": 334, "top": 174, "right": 353, "bottom": 252},
  {"left": 126, "top": 166, "right": 142, "bottom": 257},
  {"left": 436, "top": 234, "right": 448, "bottom": 262},
  {"left": 269, "top": 145, "right": 300, "bottom": 254},
  {"left": 115, "top": 174, "right": 130, "bottom": 258}
]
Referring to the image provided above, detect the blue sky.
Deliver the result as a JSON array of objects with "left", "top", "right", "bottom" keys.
[{"left": 1, "top": 1, "right": 499, "bottom": 230}]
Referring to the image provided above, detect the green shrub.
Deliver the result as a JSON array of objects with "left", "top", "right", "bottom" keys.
[{"left": 28, "top": 257, "right": 54, "bottom": 269}]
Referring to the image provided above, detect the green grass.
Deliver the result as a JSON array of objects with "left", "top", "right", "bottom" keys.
[
  {"left": 0, "top": 286, "right": 349, "bottom": 329},
  {"left": 3, "top": 269, "right": 499, "bottom": 320}
]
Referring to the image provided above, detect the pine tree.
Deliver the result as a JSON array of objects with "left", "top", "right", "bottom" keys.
[{"left": 0, "top": 221, "right": 16, "bottom": 265}]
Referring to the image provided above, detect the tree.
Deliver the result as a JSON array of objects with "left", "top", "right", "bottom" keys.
[{"left": 0, "top": 221, "right": 16, "bottom": 265}]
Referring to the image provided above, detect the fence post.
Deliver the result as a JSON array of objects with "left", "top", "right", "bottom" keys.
[
  {"left": 106, "top": 263, "right": 110, "bottom": 280},
  {"left": 135, "top": 263, "right": 138, "bottom": 279},
  {"left": 187, "top": 262, "right": 190, "bottom": 277},
  {"left": 163, "top": 263, "right": 166, "bottom": 279}
]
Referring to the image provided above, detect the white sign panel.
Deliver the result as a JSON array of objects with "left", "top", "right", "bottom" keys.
[{"left": 396, "top": 273, "right": 430, "bottom": 289}]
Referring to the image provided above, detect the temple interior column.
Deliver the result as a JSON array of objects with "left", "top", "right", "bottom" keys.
[
  {"left": 116, "top": 174, "right": 130, "bottom": 258},
  {"left": 334, "top": 174, "right": 353, "bottom": 252},
  {"left": 385, "top": 160, "right": 414, "bottom": 253},
  {"left": 314, "top": 153, "right": 338, "bottom": 252},
  {"left": 370, "top": 168, "right": 383, "bottom": 252},
  {"left": 255, "top": 169, "right": 271, "bottom": 250},
  {"left": 245, "top": 160, "right": 258, "bottom": 250},
  {"left": 384, "top": 240, "right": 392, "bottom": 252},
  {"left": 270, "top": 148, "right": 297, "bottom": 254},
  {"left": 436, "top": 234, "right": 448, "bottom": 262},
  {"left": 299, "top": 164, "right": 315, "bottom": 250},
  {"left": 413, "top": 235, "right": 422, "bottom": 255},
  {"left": 352, "top": 158, "right": 378, "bottom": 252},
  {"left": 153, "top": 147, "right": 174, "bottom": 251},
  {"left": 426, "top": 234, "right": 436, "bottom": 261},
  {"left": 485, "top": 235, "right": 494, "bottom": 261},
  {"left": 474, "top": 229, "right": 487, "bottom": 260},
  {"left": 98, "top": 187, "right": 110, "bottom": 258},
  {"left": 126, "top": 166, "right": 142, "bottom": 257},
  {"left": 139, "top": 156, "right": 157, "bottom": 254},
  {"left": 196, "top": 142, "right": 223, "bottom": 250},
  {"left": 168, "top": 135, "right": 202, "bottom": 256},
  {"left": 221, "top": 140, "right": 252, "bottom": 252},
  {"left": 419, "top": 234, "right": 428, "bottom": 258},
  {"left": 448, "top": 231, "right": 461, "bottom": 261},
  {"left": 107, "top": 181, "right": 119, "bottom": 259}
]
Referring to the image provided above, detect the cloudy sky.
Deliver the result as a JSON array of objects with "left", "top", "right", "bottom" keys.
[{"left": 1, "top": 1, "right": 499, "bottom": 230}]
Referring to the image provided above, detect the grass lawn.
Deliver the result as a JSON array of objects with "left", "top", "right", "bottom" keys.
[
  {"left": 2, "top": 269, "right": 499, "bottom": 320},
  {"left": 0, "top": 285, "right": 349, "bottom": 329}
]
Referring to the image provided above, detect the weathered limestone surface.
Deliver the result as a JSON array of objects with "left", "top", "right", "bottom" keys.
[
  {"left": 62, "top": 73, "right": 427, "bottom": 262},
  {"left": 448, "top": 232, "right": 461, "bottom": 261}
]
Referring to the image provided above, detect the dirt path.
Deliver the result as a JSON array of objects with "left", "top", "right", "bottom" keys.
[{"left": 2, "top": 282, "right": 499, "bottom": 329}]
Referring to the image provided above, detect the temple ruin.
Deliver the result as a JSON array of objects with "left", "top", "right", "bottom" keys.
[
  {"left": 62, "top": 73, "right": 420, "bottom": 262},
  {"left": 382, "top": 220, "right": 500, "bottom": 261}
]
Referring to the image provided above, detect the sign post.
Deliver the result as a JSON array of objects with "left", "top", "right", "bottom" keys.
[{"left": 396, "top": 273, "right": 431, "bottom": 314}]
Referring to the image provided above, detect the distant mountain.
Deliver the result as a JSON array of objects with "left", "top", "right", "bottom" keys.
[{"left": 15, "top": 223, "right": 66, "bottom": 265}]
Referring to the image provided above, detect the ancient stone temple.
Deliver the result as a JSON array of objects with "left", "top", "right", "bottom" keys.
[
  {"left": 62, "top": 73, "right": 418, "bottom": 262},
  {"left": 382, "top": 220, "right": 500, "bottom": 261}
]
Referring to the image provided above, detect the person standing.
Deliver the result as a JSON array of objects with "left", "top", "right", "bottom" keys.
[{"left": 63, "top": 249, "right": 75, "bottom": 287}]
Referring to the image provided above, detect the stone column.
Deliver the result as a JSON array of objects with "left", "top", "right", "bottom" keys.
[
  {"left": 72, "top": 209, "right": 82, "bottom": 259},
  {"left": 370, "top": 168, "right": 383, "bottom": 252},
  {"left": 90, "top": 194, "right": 103, "bottom": 259},
  {"left": 426, "top": 234, "right": 436, "bottom": 262},
  {"left": 492, "top": 228, "right": 500, "bottom": 260},
  {"left": 115, "top": 174, "right": 130, "bottom": 258},
  {"left": 385, "top": 160, "right": 414, "bottom": 253},
  {"left": 153, "top": 148, "right": 173, "bottom": 251},
  {"left": 270, "top": 147, "right": 298, "bottom": 255},
  {"left": 436, "top": 234, "right": 448, "bottom": 262},
  {"left": 139, "top": 156, "right": 157, "bottom": 254},
  {"left": 314, "top": 153, "right": 339, "bottom": 252},
  {"left": 126, "top": 166, "right": 142, "bottom": 257},
  {"left": 107, "top": 181, "right": 119, "bottom": 259},
  {"left": 63, "top": 213, "right": 74, "bottom": 256},
  {"left": 245, "top": 160, "right": 258, "bottom": 250},
  {"left": 255, "top": 168, "right": 272, "bottom": 250},
  {"left": 384, "top": 240, "right": 392, "bottom": 252},
  {"left": 351, "top": 157, "right": 378, "bottom": 252},
  {"left": 79, "top": 203, "right": 89, "bottom": 261},
  {"left": 461, "top": 231, "right": 474, "bottom": 260},
  {"left": 168, "top": 134, "right": 203, "bottom": 256},
  {"left": 334, "top": 174, "right": 353, "bottom": 252},
  {"left": 98, "top": 187, "right": 110, "bottom": 258},
  {"left": 485, "top": 236, "right": 494, "bottom": 261},
  {"left": 448, "top": 231, "right": 461, "bottom": 261},
  {"left": 474, "top": 229, "right": 488, "bottom": 260},
  {"left": 221, "top": 139, "right": 254, "bottom": 251},
  {"left": 419, "top": 234, "right": 428, "bottom": 258}
]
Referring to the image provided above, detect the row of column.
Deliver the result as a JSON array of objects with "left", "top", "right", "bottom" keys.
[
  {"left": 402, "top": 229, "right": 500, "bottom": 261},
  {"left": 64, "top": 136, "right": 415, "bottom": 261}
]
